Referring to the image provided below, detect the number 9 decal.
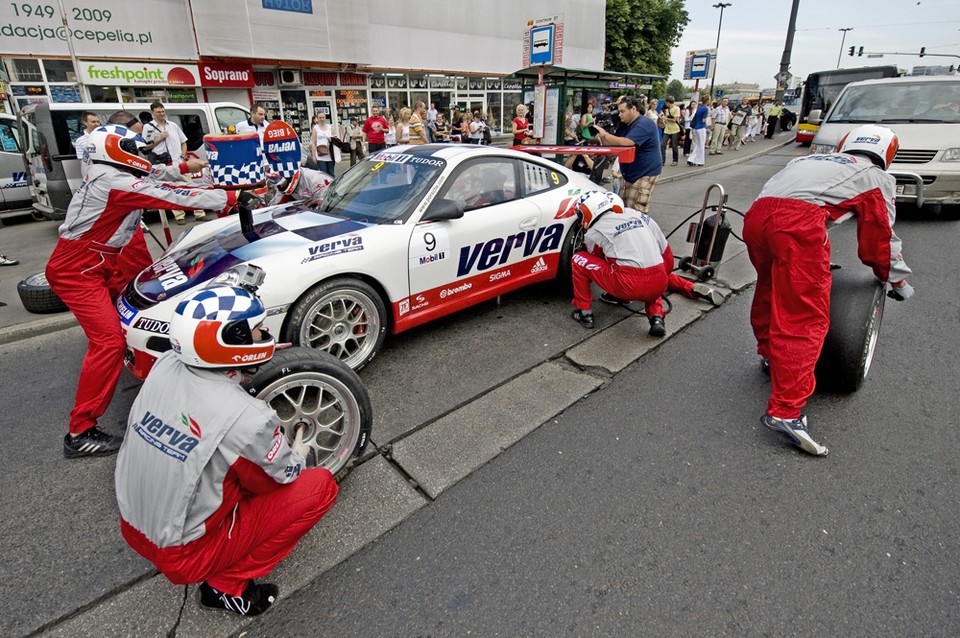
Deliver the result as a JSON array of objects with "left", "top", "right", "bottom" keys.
[
  {"left": 424, "top": 232, "right": 436, "bottom": 252},
  {"left": 550, "top": 172, "right": 560, "bottom": 185},
  {"left": 371, "top": 161, "right": 384, "bottom": 171}
]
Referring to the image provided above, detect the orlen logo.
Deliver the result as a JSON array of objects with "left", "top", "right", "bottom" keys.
[
  {"left": 457, "top": 223, "right": 564, "bottom": 277},
  {"left": 232, "top": 352, "right": 268, "bottom": 363},
  {"left": 439, "top": 282, "right": 472, "bottom": 299}
]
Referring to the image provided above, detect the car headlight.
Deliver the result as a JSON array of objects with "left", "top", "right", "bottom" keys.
[
  {"left": 206, "top": 268, "right": 243, "bottom": 288},
  {"left": 812, "top": 144, "right": 836, "bottom": 155},
  {"left": 204, "top": 264, "right": 266, "bottom": 290},
  {"left": 943, "top": 148, "right": 960, "bottom": 162}
]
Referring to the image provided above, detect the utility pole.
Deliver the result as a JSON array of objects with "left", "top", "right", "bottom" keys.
[
  {"left": 709, "top": 3, "right": 731, "bottom": 101},
  {"left": 775, "top": 0, "right": 801, "bottom": 103},
  {"left": 836, "top": 28, "right": 853, "bottom": 69}
]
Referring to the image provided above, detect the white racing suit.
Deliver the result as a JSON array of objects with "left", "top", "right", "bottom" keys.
[
  {"left": 743, "top": 153, "right": 911, "bottom": 418},
  {"left": 116, "top": 351, "right": 337, "bottom": 597},
  {"left": 267, "top": 167, "right": 334, "bottom": 206}
]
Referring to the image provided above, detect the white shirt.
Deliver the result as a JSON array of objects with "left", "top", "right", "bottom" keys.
[
  {"left": 712, "top": 106, "right": 730, "bottom": 125},
  {"left": 235, "top": 117, "right": 266, "bottom": 144},
  {"left": 143, "top": 119, "right": 187, "bottom": 163},
  {"left": 75, "top": 131, "right": 93, "bottom": 176},
  {"left": 426, "top": 107, "right": 438, "bottom": 123}
]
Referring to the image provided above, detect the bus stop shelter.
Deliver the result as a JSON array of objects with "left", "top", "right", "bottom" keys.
[{"left": 507, "top": 65, "right": 665, "bottom": 144}]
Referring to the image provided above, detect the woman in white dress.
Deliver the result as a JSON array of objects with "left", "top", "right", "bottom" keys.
[
  {"left": 396, "top": 108, "right": 412, "bottom": 145},
  {"left": 384, "top": 114, "right": 397, "bottom": 147},
  {"left": 310, "top": 112, "right": 339, "bottom": 177}
]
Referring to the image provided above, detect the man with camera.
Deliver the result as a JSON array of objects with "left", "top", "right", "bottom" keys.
[
  {"left": 590, "top": 96, "right": 662, "bottom": 214},
  {"left": 142, "top": 102, "right": 200, "bottom": 225}
]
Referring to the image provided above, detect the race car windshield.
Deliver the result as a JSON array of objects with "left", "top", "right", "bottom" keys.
[{"left": 316, "top": 152, "right": 446, "bottom": 224}]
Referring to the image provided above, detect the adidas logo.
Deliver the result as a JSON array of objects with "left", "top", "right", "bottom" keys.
[{"left": 531, "top": 257, "right": 548, "bottom": 274}]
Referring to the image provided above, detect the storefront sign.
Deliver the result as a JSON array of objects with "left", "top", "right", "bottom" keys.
[
  {"left": 200, "top": 62, "right": 254, "bottom": 88},
  {"left": 303, "top": 72, "right": 337, "bottom": 86},
  {"left": 253, "top": 71, "right": 275, "bottom": 87},
  {"left": 79, "top": 61, "right": 200, "bottom": 86},
  {"left": 0, "top": 0, "right": 199, "bottom": 59},
  {"left": 339, "top": 73, "right": 366, "bottom": 86}
]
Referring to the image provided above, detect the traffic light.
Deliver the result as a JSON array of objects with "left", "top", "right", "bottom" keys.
[
  {"left": 920, "top": 47, "right": 926, "bottom": 57},
  {"left": 857, "top": 46, "right": 864, "bottom": 57},
  {"left": 848, "top": 46, "right": 855, "bottom": 57}
]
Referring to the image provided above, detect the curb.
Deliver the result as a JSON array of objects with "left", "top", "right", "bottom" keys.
[{"left": 658, "top": 136, "right": 795, "bottom": 186}]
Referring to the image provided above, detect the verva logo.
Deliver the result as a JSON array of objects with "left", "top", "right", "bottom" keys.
[{"left": 457, "top": 223, "right": 564, "bottom": 276}]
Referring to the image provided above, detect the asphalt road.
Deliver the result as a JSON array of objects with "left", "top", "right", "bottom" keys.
[{"left": 246, "top": 210, "right": 960, "bottom": 637}]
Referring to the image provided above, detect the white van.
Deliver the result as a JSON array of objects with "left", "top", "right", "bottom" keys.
[
  {"left": 0, "top": 113, "right": 31, "bottom": 211},
  {"left": 18, "top": 102, "right": 249, "bottom": 219},
  {"left": 810, "top": 75, "right": 960, "bottom": 212}
]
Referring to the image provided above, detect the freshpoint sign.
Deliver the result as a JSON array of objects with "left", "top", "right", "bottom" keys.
[{"left": 79, "top": 61, "right": 200, "bottom": 86}]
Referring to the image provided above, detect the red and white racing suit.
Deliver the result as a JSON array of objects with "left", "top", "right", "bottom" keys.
[
  {"left": 572, "top": 208, "right": 695, "bottom": 317},
  {"left": 46, "top": 163, "right": 236, "bottom": 435},
  {"left": 116, "top": 352, "right": 337, "bottom": 596},
  {"left": 743, "top": 153, "right": 911, "bottom": 418},
  {"left": 267, "top": 167, "right": 334, "bottom": 206}
]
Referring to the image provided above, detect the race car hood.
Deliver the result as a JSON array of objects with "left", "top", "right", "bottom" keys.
[{"left": 132, "top": 208, "right": 371, "bottom": 303}]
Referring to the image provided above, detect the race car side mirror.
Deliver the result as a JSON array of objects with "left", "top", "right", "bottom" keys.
[{"left": 421, "top": 198, "right": 464, "bottom": 222}]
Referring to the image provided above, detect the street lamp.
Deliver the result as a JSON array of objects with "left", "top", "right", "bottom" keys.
[
  {"left": 837, "top": 27, "right": 853, "bottom": 68},
  {"left": 709, "top": 3, "right": 732, "bottom": 100}
]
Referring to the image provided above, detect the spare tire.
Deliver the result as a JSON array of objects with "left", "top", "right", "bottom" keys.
[
  {"left": 17, "top": 272, "right": 68, "bottom": 314},
  {"left": 815, "top": 267, "right": 886, "bottom": 393},
  {"left": 242, "top": 347, "right": 372, "bottom": 481}
]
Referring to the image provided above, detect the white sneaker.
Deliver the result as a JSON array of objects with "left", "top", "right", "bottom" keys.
[
  {"left": 762, "top": 414, "right": 829, "bottom": 456},
  {"left": 0, "top": 254, "right": 19, "bottom": 266},
  {"left": 692, "top": 283, "right": 723, "bottom": 306}
]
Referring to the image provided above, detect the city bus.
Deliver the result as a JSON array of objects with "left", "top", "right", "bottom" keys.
[{"left": 794, "top": 65, "right": 900, "bottom": 145}]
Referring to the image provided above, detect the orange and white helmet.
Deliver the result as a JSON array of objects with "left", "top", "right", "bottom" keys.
[
  {"left": 838, "top": 124, "right": 899, "bottom": 170},
  {"left": 168, "top": 287, "right": 275, "bottom": 369},
  {"left": 576, "top": 190, "right": 624, "bottom": 229},
  {"left": 87, "top": 125, "right": 151, "bottom": 175}
]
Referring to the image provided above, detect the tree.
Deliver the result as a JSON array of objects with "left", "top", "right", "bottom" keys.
[
  {"left": 605, "top": 0, "right": 689, "bottom": 88},
  {"left": 665, "top": 79, "right": 687, "bottom": 100}
]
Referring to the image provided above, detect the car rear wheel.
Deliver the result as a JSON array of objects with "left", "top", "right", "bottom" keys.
[
  {"left": 555, "top": 222, "right": 583, "bottom": 295},
  {"left": 283, "top": 277, "right": 387, "bottom": 371},
  {"left": 242, "top": 347, "right": 372, "bottom": 480}
]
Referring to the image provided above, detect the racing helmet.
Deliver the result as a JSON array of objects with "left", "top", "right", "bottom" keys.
[
  {"left": 168, "top": 287, "right": 275, "bottom": 369},
  {"left": 87, "top": 125, "right": 151, "bottom": 175},
  {"left": 576, "top": 190, "right": 624, "bottom": 229},
  {"left": 837, "top": 124, "right": 899, "bottom": 170}
]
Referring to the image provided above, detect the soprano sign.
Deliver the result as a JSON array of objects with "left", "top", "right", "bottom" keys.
[
  {"left": 80, "top": 61, "right": 200, "bottom": 86},
  {"left": 199, "top": 62, "right": 254, "bottom": 88},
  {"left": 0, "top": 0, "right": 198, "bottom": 59}
]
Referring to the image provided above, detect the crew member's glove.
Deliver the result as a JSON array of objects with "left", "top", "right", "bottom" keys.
[
  {"left": 237, "top": 190, "right": 263, "bottom": 211},
  {"left": 291, "top": 425, "right": 311, "bottom": 459},
  {"left": 887, "top": 281, "right": 915, "bottom": 301}
]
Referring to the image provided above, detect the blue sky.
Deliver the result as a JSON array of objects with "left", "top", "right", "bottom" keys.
[{"left": 669, "top": 0, "right": 960, "bottom": 87}]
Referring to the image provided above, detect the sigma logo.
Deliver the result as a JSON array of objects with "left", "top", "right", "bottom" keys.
[
  {"left": 266, "top": 141, "right": 296, "bottom": 153},
  {"left": 419, "top": 252, "right": 445, "bottom": 265},
  {"left": 530, "top": 257, "right": 548, "bottom": 274},
  {"left": 132, "top": 410, "right": 200, "bottom": 462},
  {"left": 399, "top": 299, "right": 410, "bottom": 315},
  {"left": 232, "top": 352, "right": 268, "bottom": 363},
  {"left": 457, "top": 223, "right": 564, "bottom": 277},
  {"left": 489, "top": 269, "right": 511, "bottom": 282},
  {"left": 134, "top": 317, "right": 170, "bottom": 334},
  {"left": 853, "top": 135, "right": 881, "bottom": 144},
  {"left": 301, "top": 235, "right": 364, "bottom": 264},
  {"left": 439, "top": 282, "right": 472, "bottom": 299}
]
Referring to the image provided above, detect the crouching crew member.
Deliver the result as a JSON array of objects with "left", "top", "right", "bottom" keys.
[
  {"left": 49, "top": 125, "right": 237, "bottom": 459},
  {"left": 743, "top": 124, "right": 913, "bottom": 456},
  {"left": 570, "top": 190, "right": 720, "bottom": 337},
  {"left": 115, "top": 287, "right": 338, "bottom": 616}
]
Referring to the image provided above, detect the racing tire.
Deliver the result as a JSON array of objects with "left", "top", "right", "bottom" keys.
[
  {"left": 242, "top": 347, "right": 372, "bottom": 481},
  {"left": 815, "top": 267, "right": 886, "bottom": 393},
  {"left": 17, "top": 272, "right": 68, "bottom": 314},
  {"left": 284, "top": 277, "right": 387, "bottom": 371},
  {"left": 555, "top": 223, "right": 584, "bottom": 295}
]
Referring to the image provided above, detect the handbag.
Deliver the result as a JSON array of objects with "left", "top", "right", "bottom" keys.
[
  {"left": 316, "top": 143, "right": 330, "bottom": 157},
  {"left": 147, "top": 150, "right": 173, "bottom": 165}
]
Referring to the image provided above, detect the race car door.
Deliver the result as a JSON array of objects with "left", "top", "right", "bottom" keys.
[{"left": 405, "top": 156, "right": 552, "bottom": 324}]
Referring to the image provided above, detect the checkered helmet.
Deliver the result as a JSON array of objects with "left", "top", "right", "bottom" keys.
[
  {"left": 838, "top": 124, "right": 899, "bottom": 170},
  {"left": 576, "top": 190, "right": 624, "bottom": 229},
  {"left": 168, "top": 287, "right": 275, "bottom": 369},
  {"left": 87, "top": 125, "right": 151, "bottom": 175}
]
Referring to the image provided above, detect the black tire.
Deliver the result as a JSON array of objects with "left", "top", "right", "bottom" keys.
[
  {"left": 699, "top": 266, "right": 715, "bottom": 281},
  {"left": 282, "top": 277, "right": 387, "bottom": 371},
  {"left": 17, "top": 272, "right": 68, "bottom": 314},
  {"left": 555, "top": 222, "right": 584, "bottom": 295},
  {"left": 242, "top": 347, "right": 372, "bottom": 480},
  {"left": 679, "top": 256, "right": 693, "bottom": 272},
  {"left": 815, "top": 267, "right": 886, "bottom": 393}
]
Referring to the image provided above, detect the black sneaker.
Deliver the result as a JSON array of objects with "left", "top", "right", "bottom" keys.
[
  {"left": 648, "top": 315, "right": 666, "bottom": 337},
  {"left": 571, "top": 309, "right": 595, "bottom": 329},
  {"left": 599, "top": 292, "right": 629, "bottom": 305},
  {"left": 199, "top": 581, "right": 279, "bottom": 617},
  {"left": 63, "top": 426, "right": 123, "bottom": 459},
  {"left": 760, "top": 357, "right": 771, "bottom": 376}
]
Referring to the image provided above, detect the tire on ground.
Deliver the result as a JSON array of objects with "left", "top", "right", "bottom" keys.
[
  {"left": 17, "top": 272, "right": 68, "bottom": 314},
  {"left": 242, "top": 347, "right": 372, "bottom": 480},
  {"left": 815, "top": 267, "right": 886, "bottom": 393}
]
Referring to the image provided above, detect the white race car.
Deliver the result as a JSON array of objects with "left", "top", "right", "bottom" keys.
[{"left": 119, "top": 144, "right": 595, "bottom": 378}]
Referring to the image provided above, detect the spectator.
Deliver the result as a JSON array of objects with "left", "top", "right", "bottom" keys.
[
  {"left": 50, "top": 126, "right": 235, "bottom": 459},
  {"left": 115, "top": 286, "right": 338, "bottom": 617},
  {"left": 431, "top": 112, "right": 450, "bottom": 142},
  {"left": 142, "top": 102, "right": 198, "bottom": 225},
  {"left": 765, "top": 100, "right": 782, "bottom": 138},
  {"left": 563, "top": 105, "right": 578, "bottom": 145},
  {"left": 310, "top": 112, "right": 338, "bottom": 176},
  {"left": 235, "top": 104, "right": 267, "bottom": 143},
  {"left": 74, "top": 111, "right": 101, "bottom": 176},
  {"left": 564, "top": 146, "right": 594, "bottom": 176},
  {"left": 396, "top": 107, "right": 412, "bottom": 145},
  {"left": 427, "top": 102, "right": 438, "bottom": 127},
  {"left": 409, "top": 101, "right": 429, "bottom": 144},
  {"left": 580, "top": 100, "right": 596, "bottom": 141},
  {"left": 468, "top": 112, "right": 485, "bottom": 144},
  {"left": 682, "top": 101, "right": 695, "bottom": 156},
  {"left": 729, "top": 102, "right": 750, "bottom": 150},
  {"left": 384, "top": 113, "right": 397, "bottom": 146},
  {"left": 645, "top": 100, "right": 660, "bottom": 125},
  {"left": 362, "top": 105, "right": 389, "bottom": 154},
  {"left": 660, "top": 96, "right": 682, "bottom": 166},
  {"left": 745, "top": 102, "right": 763, "bottom": 142},
  {"left": 345, "top": 117, "right": 364, "bottom": 166},
  {"left": 687, "top": 95, "right": 710, "bottom": 167},
  {"left": 590, "top": 96, "right": 662, "bottom": 214},
  {"left": 710, "top": 97, "right": 731, "bottom": 155},
  {"left": 512, "top": 105, "right": 530, "bottom": 145}
]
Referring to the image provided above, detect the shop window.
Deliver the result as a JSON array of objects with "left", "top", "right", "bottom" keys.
[
  {"left": 487, "top": 92, "right": 503, "bottom": 134},
  {"left": 42, "top": 59, "right": 75, "bottom": 83},
  {"left": 215, "top": 106, "right": 249, "bottom": 134},
  {"left": 88, "top": 86, "right": 119, "bottom": 103},
  {"left": 11, "top": 59, "right": 42, "bottom": 82},
  {"left": 410, "top": 92, "right": 428, "bottom": 110},
  {"left": 387, "top": 92, "right": 406, "bottom": 113}
]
